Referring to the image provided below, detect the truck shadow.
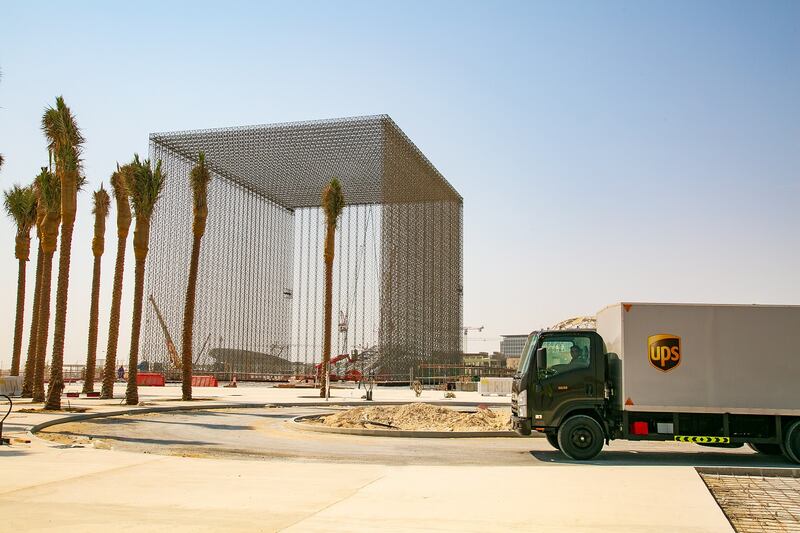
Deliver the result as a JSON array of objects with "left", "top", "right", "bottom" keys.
[{"left": 529, "top": 449, "right": 795, "bottom": 467}]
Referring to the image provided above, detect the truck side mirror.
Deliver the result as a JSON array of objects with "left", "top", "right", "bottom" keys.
[{"left": 536, "top": 348, "right": 547, "bottom": 370}]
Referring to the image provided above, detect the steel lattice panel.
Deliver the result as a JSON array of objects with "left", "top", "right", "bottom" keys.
[{"left": 142, "top": 115, "right": 462, "bottom": 380}]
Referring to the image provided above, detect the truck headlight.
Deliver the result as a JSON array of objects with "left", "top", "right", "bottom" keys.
[{"left": 518, "top": 389, "right": 527, "bottom": 417}]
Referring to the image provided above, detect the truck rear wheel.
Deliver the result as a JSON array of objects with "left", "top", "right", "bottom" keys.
[
  {"left": 784, "top": 420, "right": 800, "bottom": 464},
  {"left": 545, "top": 432, "right": 560, "bottom": 450},
  {"left": 747, "top": 443, "right": 784, "bottom": 456},
  {"left": 557, "top": 415, "right": 604, "bottom": 461}
]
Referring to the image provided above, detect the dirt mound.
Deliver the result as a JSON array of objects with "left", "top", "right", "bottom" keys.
[{"left": 318, "top": 403, "right": 511, "bottom": 432}]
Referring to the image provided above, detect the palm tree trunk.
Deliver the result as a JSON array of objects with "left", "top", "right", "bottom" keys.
[
  {"left": 125, "top": 258, "right": 146, "bottom": 405},
  {"left": 46, "top": 221, "right": 74, "bottom": 409},
  {"left": 101, "top": 236, "right": 128, "bottom": 399},
  {"left": 10, "top": 258, "right": 27, "bottom": 375},
  {"left": 181, "top": 233, "right": 202, "bottom": 401},
  {"left": 82, "top": 254, "right": 102, "bottom": 394},
  {"left": 320, "top": 223, "right": 336, "bottom": 398},
  {"left": 33, "top": 251, "right": 54, "bottom": 403},
  {"left": 22, "top": 247, "right": 43, "bottom": 397}
]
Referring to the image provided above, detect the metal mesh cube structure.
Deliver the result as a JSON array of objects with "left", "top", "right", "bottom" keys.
[{"left": 143, "top": 115, "right": 463, "bottom": 381}]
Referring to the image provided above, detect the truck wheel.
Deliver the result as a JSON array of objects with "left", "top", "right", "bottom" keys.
[
  {"left": 545, "top": 432, "right": 560, "bottom": 450},
  {"left": 784, "top": 420, "right": 800, "bottom": 464},
  {"left": 747, "top": 443, "right": 784, "bottom": 456},
  {"left": 557, "top": 415, "right": 604, "bottom": 460}
]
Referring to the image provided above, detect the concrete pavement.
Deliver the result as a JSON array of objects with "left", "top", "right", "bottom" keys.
[
  {"left": 0, "top": 384, "right": 735, "bottom": 532},
  {"left": 1, "top": 439, "right": 732, "bottom": 532}
]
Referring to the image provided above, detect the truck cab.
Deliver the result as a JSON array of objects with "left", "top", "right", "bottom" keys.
[{"left": 512, "top": 329, "right": 611, "bottom": 458}]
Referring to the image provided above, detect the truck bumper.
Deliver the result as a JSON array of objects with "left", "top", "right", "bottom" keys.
[{"left": 513, "top": 415, "right": 532, "bottom": 436}]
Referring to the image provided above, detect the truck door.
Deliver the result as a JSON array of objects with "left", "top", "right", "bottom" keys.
[{"left": 532, "top": 333, "right": 600, "bottom": 426}]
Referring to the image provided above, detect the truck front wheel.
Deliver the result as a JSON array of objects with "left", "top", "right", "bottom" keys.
[
  {"left": 545, "top": 432, "right": 560, "bottom": 450},
  {"left": 557, "top": 415, "right": 604, "bottom": 461},
  {"left": 784, "top": 420, "right": 800, "bottom": 464}
]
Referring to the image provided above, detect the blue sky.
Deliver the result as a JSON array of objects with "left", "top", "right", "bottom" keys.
[{"left": 1, "top": 1, "right": 798, "bottom": 366}]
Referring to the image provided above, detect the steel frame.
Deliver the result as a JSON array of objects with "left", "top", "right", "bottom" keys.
[{"left": 143, "top": 115, "right": 462, "bottom": 380}]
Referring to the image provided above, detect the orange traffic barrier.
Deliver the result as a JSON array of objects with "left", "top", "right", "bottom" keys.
[
  {"left": 136, "top": 373, "right": 166, "bottom": 386},
  {"left": 191, "top": 375, "right": 218, "bottom": 387}
]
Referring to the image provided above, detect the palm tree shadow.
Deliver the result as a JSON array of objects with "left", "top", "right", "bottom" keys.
[
  {"left": 89, "top": 416, "right": 255, "bottom": 432},
  {"left": 0, "top": 448, "right": 31, "bottom": 457},
  {"left": 43, "top": 429, "right": 215, "bottom": 447},
  {"left": 529, "top": 449, "right": 793, "bottom": 467}
]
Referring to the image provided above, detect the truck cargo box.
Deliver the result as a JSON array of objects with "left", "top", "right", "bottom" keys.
[{"left": 596, "top": 303, "right": 800, "bottom": 415}]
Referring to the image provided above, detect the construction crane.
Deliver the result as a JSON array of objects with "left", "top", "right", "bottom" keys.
[
  {"left": 148, "top": 295, "right": 182, "bottom": 370},
  {"left": 194, "top": 333, "right": 212, "bottom": 366},
  {"left": 314, "top": 352, "right": 363, "bottom": 383},
  {"left": 462, "top": 325, "right": 484, "bottom": 353}
]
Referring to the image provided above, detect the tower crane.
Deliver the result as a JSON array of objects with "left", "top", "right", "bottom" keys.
[{"left": 462, "top": 325, "right": 484, "bottom": 353}]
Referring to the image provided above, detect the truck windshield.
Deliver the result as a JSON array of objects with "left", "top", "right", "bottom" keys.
[{"left": 517, "top": 332, "right": 539, "bottom": 376}]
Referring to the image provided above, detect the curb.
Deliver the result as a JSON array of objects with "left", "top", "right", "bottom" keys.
[
  {"left": 696, "top": 466, "right": 800, "bottom": 478},
  {"left": 290, "top": 414, "right": 520, "bottom": 438},
  {"left": 27, "top": 400, "right": 511, "bottom": 435}
]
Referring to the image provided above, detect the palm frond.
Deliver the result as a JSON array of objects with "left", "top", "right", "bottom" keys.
[
  {"left": 110, "top": 162, "right": 133, "bottom": 199},
  {"left": 41, "top": 96, "right": 84, "bottom": 174},
  {"left": 34, "top": 167, "right": 60, "bottom": 213},
  {"left": 92, "top": 184, "right": 111, "bottom": 217},
  {"left": 128, "top": 154, "right": 166, "bottom": 220},
  {"left": 3, "top": 184, "right": 38, "bottom": 234},
  {"left": 0, "top": 153, "right": 5, "bottom": 172},
  {"left": 322, "top": 177, "right": 345, "bottom": 227},
  {"left": 189, "top": 151, "right": 211, "bottom": 209}
]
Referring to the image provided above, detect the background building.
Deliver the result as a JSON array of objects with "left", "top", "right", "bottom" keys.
[{"left": 500, "top": 334, "right": 529, "bottom": 359}]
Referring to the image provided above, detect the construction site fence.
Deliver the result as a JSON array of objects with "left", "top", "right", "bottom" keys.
[
  {"left": 412, "top": 365, "right": 516, "bottom": 389},
  {"left": 9, "top": 365, "right": 100, "bottom": 383},
  {"left": 8, "top": 364, "right": 516, "bottom": 388}
]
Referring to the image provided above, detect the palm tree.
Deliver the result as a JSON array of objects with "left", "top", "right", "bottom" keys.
[
  {"left": 32, "top": 168, "right": 61, "bottom": 403},
  {"left": 3, "top": 185, "right": 38, "bottom": 376},
  {"left": 21, "top": 193, "right": 47, "bottom": 397},
  {"left": 319, "top": 178, "right": 345, "bottom": 398},
  {"left": 81, "top": 185, "right": 110, "bottom": 394},
  {"left": 100, "top": 164, "right": 133, "bottom": 399},
  {"left": 125, "top": 155, "right": 166, "bottom": 405},
  {"left": 181, "top": 152, "right": 211, "bottom": 401},
  {"left": 42, "top": 96, "right": 84, "bottom": 410}
]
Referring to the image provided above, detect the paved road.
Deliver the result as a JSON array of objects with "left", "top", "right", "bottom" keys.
[{"left": 39, "top": 406, "right": 796, "bottom": 468}]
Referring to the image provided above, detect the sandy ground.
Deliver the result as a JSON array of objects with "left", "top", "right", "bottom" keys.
[{"left": 317, "top": 403, "right": 511, "bottom": 431}]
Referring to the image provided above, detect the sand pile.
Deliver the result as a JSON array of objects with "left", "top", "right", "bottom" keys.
[{"left": 318, "top": 403, "right": 511, "bottom": 432}]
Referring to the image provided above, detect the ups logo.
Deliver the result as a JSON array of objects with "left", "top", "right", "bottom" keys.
[{"left": 648, "top": 334, "right": 681, "bottom": 372}]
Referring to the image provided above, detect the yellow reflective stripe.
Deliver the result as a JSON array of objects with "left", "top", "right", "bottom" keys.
[{"left": 673, "top": 436, "right": 730, "bottom": 443}]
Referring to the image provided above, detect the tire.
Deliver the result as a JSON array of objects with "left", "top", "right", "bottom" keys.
[
  {"left": 545, "top": 432, "right": 560, "bottom": 450},
  {"left": 747, "top": 443, "right": 784, "bottom": 456},
  {"left": 784, "top": 420, "right": 800, "bottom": 464},
  {"left": 557, "top": 415, "right": 604, "bottom": 461}
]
